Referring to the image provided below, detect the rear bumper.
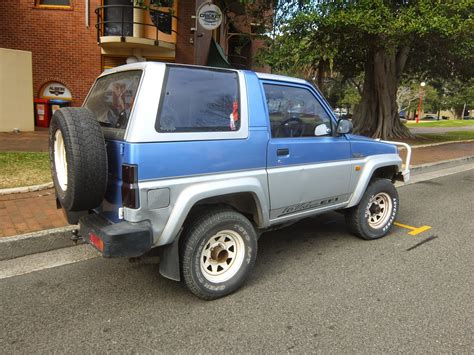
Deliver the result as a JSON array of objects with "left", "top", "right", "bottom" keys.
[{"left": 79, "top": 213, "right": 153, "bottom": 258}]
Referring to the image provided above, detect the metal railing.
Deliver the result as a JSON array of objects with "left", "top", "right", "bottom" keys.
[
  {"left": 95, "top": 5, "right": 177, "bottom": 45},
  {"left": 377, "top": 139, "right": 412, "bottom": 182}
]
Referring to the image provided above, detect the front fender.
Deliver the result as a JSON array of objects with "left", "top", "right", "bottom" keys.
[{"left": 346, "top": 154, "right": 402, "bottom": 208}]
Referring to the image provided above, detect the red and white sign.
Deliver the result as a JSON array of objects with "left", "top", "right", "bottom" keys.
[{"left": 40, "top": 82, "right": 72, "bottom": 100}]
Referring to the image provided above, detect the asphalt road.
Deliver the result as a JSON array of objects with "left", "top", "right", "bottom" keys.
[{"left": 1, "top": 170, "right": 473, "bottom": 353}]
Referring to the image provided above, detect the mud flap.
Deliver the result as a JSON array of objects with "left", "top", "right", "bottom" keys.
[{"left": 158, "top": 231, "right": 182, "bottom": 282}]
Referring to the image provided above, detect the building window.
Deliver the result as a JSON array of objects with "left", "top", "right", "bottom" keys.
[
  {"left": 104, "top": 0, "right": 133, "bottom": 37},
  {"left": 36, "top": 0, "right": 70, "bottom": 7}
]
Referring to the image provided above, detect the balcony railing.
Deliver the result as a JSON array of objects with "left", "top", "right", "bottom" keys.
[{"left": 95, "top": 5, "right": 177, "bottom": 46}]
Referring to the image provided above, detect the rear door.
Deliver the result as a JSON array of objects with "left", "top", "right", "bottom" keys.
[
  {"left": 83, "top": 70, "right": 142, "bottom": 221},
  {"left": 263, "top": 82, "right": 353, "bottom": 220}
]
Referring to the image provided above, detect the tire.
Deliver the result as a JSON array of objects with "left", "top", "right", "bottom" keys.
[
  {"left": 181, "top": 208, "right": 258, "bottom": 300},
  {"left": 345, "top": 178, "right": 399, "bottom": 240},
  {"left": 49, "top": 107, "right": 108, "bottom": 212}
]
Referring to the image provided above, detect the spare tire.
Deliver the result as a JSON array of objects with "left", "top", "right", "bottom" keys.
[{"left": 49, "top": 107, "right": 108, "bottom": 212}]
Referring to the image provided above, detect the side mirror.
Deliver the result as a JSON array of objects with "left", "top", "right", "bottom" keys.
[
  {"left": 336, "top": 119, "right": 353, "bottom": 135},
  {"left": 314, "top": 123, "right": 331, "bottom": 136}
]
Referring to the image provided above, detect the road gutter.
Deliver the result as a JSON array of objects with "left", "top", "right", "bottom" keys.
[{"left": 0, "top": 225, "right": 80, "bottom": 261}]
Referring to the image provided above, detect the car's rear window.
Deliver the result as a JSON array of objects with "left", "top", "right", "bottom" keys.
[
  {"left": 155, "top": 66, "right": 240, "bottom": 133},
  {"left": 84, "top": 70, "right": 142, "bottom": 139}
]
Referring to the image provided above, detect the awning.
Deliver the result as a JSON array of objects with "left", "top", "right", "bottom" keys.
[{"left": 206, "top": 38, "right": 232, "bottom": 68}]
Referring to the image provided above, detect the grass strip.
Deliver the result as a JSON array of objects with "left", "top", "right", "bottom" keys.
[
  {"left": 406, "top": 120, "right": 474, "bottom": 128},
  {"left": 0, "top": 152, "right": 51, "bottom": 189},
  {"left": 400, "top": 130, "right": 474, "bottom": 145},
  {"left": 417, "top": 130, "right": 474, "bottom": 142}
]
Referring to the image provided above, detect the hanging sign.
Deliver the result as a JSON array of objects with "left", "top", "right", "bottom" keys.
[
  {"left": 197, "top": 3, "right": 222, "bottom": 31},
  {"left": 40, "top": 82, "right": 72, "bottom": 100}
]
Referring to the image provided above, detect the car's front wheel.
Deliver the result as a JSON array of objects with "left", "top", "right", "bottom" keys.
[
  {"left": 345, "top": 178, "right": 399, "bottom": 240},
  {"left": 180, "top": 208, "right": 258, "bottom": 300}
]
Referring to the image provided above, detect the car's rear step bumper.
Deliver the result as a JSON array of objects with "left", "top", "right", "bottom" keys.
[{"left": 79, "top": 213, "right": 153, "bottom": 258}]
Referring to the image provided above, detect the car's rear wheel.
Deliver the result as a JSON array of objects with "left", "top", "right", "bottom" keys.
[
  {"left": 49, "top": 107, "right": 108, "bottom": 212},
  {"left": 180, "top": 208, "right": 258, "bottom": 300},
  {"left": 345, "top": 178, "right": 399, "bottom": 240}
]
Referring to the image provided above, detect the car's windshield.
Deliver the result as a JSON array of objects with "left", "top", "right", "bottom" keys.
[{"left": 84, "top": 70, "right": 142, "bottom": 139}]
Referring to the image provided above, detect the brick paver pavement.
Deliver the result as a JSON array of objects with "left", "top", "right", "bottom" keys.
[
  {"left": 399, "top": 141, "right": 474, "bottom": 165},
  {"left": 0, "top": 189, "right": 66, "bottom": 238}
]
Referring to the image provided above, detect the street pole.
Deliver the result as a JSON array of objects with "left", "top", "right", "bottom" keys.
[{"left": 416, "top": 81, "right": 426, "bottom": 123}]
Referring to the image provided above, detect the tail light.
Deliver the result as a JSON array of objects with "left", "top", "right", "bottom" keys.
[
  {"left": 122, "top": 164, "right": 139, "bottom": 209},
  {"left": 89, "top": 232, "right": 104, "bottom": 252}
]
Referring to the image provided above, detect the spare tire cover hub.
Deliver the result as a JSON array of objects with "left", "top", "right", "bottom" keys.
[{"left": 53, "top": 129, "right": 68, "bottom": 191}]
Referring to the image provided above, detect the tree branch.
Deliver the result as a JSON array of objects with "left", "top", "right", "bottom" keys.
[
  {"left": 347, "top": 78, "right": 363, "bottom": 95},
  {"left": 396, "top": 45, "right": 410, "bottom": 80}
]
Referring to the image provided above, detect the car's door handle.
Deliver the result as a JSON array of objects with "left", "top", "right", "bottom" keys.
[{"left": 277, "top": 148, "right": 290, "bottom": 156}]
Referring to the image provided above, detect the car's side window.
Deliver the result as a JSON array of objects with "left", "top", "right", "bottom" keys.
[
  {"left": 263, "top": 83, "right": 331, "bottom": 138},
  {"left": 156, "top": 66, "right": 240, "bottom": 133}
]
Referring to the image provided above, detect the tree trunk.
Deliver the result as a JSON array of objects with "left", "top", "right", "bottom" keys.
[
  {"left": 316, "top": 60, "right": 325, "bottom": 92},
  {"left": 353, "top": 46, "right": 413, "bottom": 139}
]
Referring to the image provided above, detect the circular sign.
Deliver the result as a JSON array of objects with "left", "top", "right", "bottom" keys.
[
  {"left": 197, "top": 3, "right": 222, "bottom": 31},
  {"left": 40, "top": 82, "right": 72, "bottom": 100}
]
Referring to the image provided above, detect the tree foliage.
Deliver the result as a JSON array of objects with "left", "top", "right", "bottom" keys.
[
  {"left": 258, "top": 0, "right": 474, "bottom": 138},
  {"left": 443, "top": 79, "right": 474, "bottom": 117}
]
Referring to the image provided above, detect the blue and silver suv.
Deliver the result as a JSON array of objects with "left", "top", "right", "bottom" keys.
[{"left": 49, "top": 62, "right": 411, "bottom": 299}]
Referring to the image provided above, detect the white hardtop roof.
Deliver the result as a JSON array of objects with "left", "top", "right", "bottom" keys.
[
  {"left": 255, "top": 72, "right": 309, "bottom": 85},
  {"left": 99, "top": 62, "right": 310, "bottom": 85},
  {"left": 98, "top": 62, "right": 166, "bottom": 77}
]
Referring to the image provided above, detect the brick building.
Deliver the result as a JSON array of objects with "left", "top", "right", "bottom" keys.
[{"left": 0, "top": 0, "right": 266, "bottom": 112}]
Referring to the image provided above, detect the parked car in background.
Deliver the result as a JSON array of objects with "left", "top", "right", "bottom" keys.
[
  {"left": 462, "top": 116, "right": 474, "bottom": 120},
  {"left": 421, "top": 114, "right": 439, "bottom": 121},
  {"left": 333, "top": 108, "right": 347, "bottom": 117},
  {"left": 399, "top": 113, "right": 407, "bottom": 124}
]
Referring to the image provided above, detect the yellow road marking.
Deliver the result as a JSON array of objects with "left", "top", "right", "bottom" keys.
[{"left": 394, "top": 222, "right": 432, "bottom": 236}]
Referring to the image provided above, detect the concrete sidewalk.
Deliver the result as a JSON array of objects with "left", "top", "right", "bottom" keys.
[{"left": 0, "top": 129, "right": 49, "bottom": 152}]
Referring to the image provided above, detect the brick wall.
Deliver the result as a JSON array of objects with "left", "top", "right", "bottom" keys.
[
  {"left": 175, "top": 0, "right": 195, "bottom": 64},
  {"left": 0, "top": 0, "right": 197, "bottom": 106},
  {"left": 0, "top": 0, "right": 102, "bottom": 107}
]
